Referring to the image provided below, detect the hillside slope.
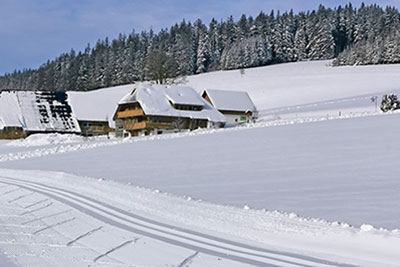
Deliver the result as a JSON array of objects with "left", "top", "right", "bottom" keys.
[{"left": 186, "top": 60, "right": 400, "bottom": 111}]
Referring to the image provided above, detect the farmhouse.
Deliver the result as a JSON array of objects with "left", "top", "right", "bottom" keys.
[
  {"left": 0, "top": 90, "right": 80, "bottom": 139},
  {"left": 113, "top": 83, "right": 226, "bottom": 137},
  {"left": 67, "top": 85, "right": 132, "bottom": 136},
  {"left": 202, "top": 89, "right": 257, "bottom": 125}
]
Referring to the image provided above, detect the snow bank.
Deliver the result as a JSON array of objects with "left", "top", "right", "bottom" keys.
[
  {"left": 6, "top": 133, "right": 85, "bottom": 147},
  {"left": 0, "top": 111, "right": 393, "bottom": 162}
]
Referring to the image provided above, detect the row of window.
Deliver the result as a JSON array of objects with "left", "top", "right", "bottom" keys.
[
  {"left": 81, "top": 122, "right": 106, "bottom": 128},
  {"left": 169, "top": 101, "right": 203, "bottom": 111}
]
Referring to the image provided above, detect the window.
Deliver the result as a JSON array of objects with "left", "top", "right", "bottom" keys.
[{"left": 169, "top": 100, "right": 203, "bottom": 111}]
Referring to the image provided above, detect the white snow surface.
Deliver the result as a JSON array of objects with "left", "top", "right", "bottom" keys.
[
  {"left": 0, "top": 169, "right": 399, "bottom": 267},
  {"left": 0, "top": 91, "right": 22, "bottom": 129},
  {"left": 165, "top": 86, "right": 205, "bottom": 106},
  {"left": 203, "top": 89, "right": 257, "bottom": 112},
  {"left": 120, "top": 83, "right": 226, "bottom": 122},
  {"left": 67, "top": 84, "right": 133, "bottom": 127},
  {"left": 1, "top": 112, "right": 400, "bottom": 231},
  {"left": 186, "top": 60, "right": 400, "bottom": 111},
  {"left": 5, "top": 133, "right": 87, "bottom": 147},
  {"left": 1, "top": 60, "right": 400, "bottom": 266}
]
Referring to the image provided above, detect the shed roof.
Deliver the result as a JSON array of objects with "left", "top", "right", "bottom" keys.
[
  {"left": 203, "top": 89, "right": 257, "bottom": 112},
  {"left": 119, "top": 83, "right": 226, "bottom": 123}
]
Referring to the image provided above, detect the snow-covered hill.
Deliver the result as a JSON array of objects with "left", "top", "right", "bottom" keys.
[
  {"left": 1, "top": 60, "right": 400, "bottom": 267},
  {"left": 187, "top": 60, "right": 400, "bottom": 111}
]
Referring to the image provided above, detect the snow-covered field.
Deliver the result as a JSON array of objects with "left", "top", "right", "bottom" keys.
[
  {"left": 186, "top": 60, "right": 400, "bottom": 111},
  {"left": 2, "top": 113, "right": 400, "bottom": 230},
  {"left": 1, "top": 60, "right": 400, "bottom": 266},
  {"left": 0, "top": 169, "right": 399, "bottom": 267}
]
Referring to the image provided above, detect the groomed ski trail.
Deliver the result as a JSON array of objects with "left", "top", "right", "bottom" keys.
[{"left": 0, "top": 175, "right": 352, "bottom": 267}]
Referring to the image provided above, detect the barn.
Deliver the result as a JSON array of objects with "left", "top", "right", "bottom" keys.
[
  {"left": 113, "top": 83, "right": 226, "bottom": 137},
  {"left": 201, "top": 89, "right": 257, "bottom": 126},
  {"left": 67, "top": 85, "right": 133, "bottom": 136},
  {"left": 0, "top": 90, "right": 80, "bottom": 139}
]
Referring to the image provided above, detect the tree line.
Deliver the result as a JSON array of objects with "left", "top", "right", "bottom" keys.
[{"left": 1, "top": 3, "right": 399, "bottom": 91}]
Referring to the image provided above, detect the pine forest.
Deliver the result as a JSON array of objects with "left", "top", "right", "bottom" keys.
[{"left": 1, "top": 3, "right": 399, "bottom": 91}]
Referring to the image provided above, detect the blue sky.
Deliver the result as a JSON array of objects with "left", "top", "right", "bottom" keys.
[{"left": 0, "top": 0, "right": 398, "bottom": 75}]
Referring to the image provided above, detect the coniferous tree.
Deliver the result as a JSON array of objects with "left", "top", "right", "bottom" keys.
[{"left": 1, "top": 3, "right": 400, "bottom": 91}]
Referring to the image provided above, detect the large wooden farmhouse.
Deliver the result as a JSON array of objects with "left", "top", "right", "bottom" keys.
[
  {"left": 202, "top": 89, "right": 257, "bottom": 126},
  {"left": 0, "top": 90, "right": 80, "bottom": 139},
  {"left": 67, "top": 85, "right": 132, "bottom": 136},
  {"left": 113, "top": 84, "right": 226, "bottom": 137}
]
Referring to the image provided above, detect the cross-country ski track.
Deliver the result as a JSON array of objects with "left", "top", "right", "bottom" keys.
[{"left": 0, "top": 175, "right": 350, "bottom": 267}]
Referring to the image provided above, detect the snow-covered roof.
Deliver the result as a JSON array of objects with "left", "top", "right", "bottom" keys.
[
  {"left": 67, "top": 84, "right": 134, "bottom": 128},
  {"left": 119, "top": 83, "right": 226, "bottom": 123},
  {"left": 203, "top": 89, "right": 257, "bottom": 112},
  {"left": 0, "top": 90, "right": 80, "bottom": 132},
  {"left": 0, "top": 91, "right": 23, "bottom": 129}
]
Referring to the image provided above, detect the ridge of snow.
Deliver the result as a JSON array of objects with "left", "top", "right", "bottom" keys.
[{"left": 1, "top": 109, "right": 396, "bottom": 163}]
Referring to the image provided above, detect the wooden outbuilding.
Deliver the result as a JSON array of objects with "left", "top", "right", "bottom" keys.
[{"left": 202, "top": 89, "right": 257, "bottom": 126}]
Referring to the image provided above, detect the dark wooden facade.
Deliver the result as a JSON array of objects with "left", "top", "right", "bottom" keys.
[
  {"left": 78, "top": 120, "right": 113, "bottom": 136},
  {"left": 0, "top": 127, "right": 27, "bottom": 139}
]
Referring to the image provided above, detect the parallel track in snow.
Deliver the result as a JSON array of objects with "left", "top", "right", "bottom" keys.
[{"left": 0, "top": 176, "right": 352, "bottom": 267}]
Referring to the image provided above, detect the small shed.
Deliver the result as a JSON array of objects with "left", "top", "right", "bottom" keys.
[
  {"left": 201, "top": 89, "right": 257, "bottom": 125},
  {"left": 113, "top": 83, "right": 226, "bottom": 137}
]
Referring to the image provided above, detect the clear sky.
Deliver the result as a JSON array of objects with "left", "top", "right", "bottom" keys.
[{"left": 0, "top": 0, "right": 398, "bottom": 75}]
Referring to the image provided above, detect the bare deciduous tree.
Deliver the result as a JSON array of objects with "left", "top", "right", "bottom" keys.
[{"left": 145, "top": 51, "right": 178, "bottom": 84}]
